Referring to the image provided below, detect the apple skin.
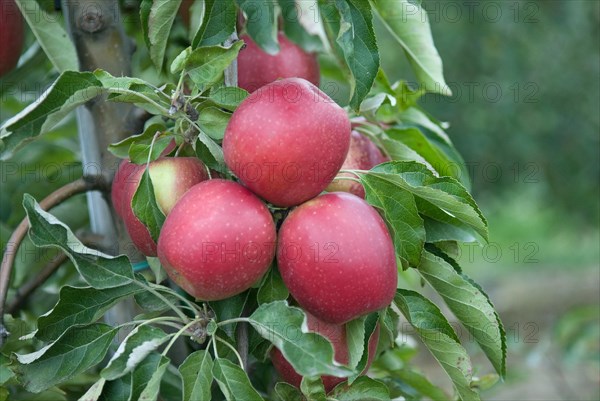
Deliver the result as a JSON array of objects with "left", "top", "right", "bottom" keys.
[
  {"left": 157, "top": 179, "right": 277, "bottom": 300},
  {"left": 237, "top": 32, "right": 320, "bottom": 93},
  {"left": 327, "top": 131, "right": 389, "bottom": 198},
  {"left": 223, "top": 78, "right": 351, "bottom": 207},
  {"left": 271, "top": 311, "right": 380, "bottom": 393},
  {"left": 277, "top": 192, "right": 397, "bottom": 324},
  {"left": 0, "top": 0, "right": 25, "bottom": 77},
  {"left": 112, "top": 157, "right": 209, "bottom": 256}
]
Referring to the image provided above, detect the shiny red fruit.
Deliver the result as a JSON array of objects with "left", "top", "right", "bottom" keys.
[
  {"left": 277, "top": 192, "right": 397, "bottom": 324},
  {"left": 237, "top": 32, "right": 320, "bottom": 93},
  {"left": 0, "top": 0, "right": 25, "bottom": 77},
  {"left": 157, "top": 180, "right": 277, "bottom": 300},
  {"left": 223, "top": 78, "right": 350, "bottom": 207}
]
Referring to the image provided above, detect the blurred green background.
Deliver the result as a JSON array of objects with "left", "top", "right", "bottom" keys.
[
  {"left": 377, "top": 1, "right": 599, "bottom": 399},
  {"left": 1, "top": 0, "right": 598, "bottom": 400}
]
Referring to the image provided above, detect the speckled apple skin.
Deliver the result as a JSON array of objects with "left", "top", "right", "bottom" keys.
[
  {"left": 277, "top": 192, "right": 397, "bottom": 324},
  {"left": 111, "top": 157, "right": 209, "bottom": 256},
  {"left": 0, "top": 0, "right": 24, "bottom": 77},
  {"left": 327, "top": 131, "right": 389, "bottom": 198},
  {"left": 157, "top": 180, "right": 277, "bottom": 301},
  {"left": 271, "top": 311, "right": 380, "bottom": 393},
  {"left": 237, "top": 33, "right": 320, "bottom": 93},
  {"left": 223, "top": 78, "right": 351, "bottom": 207}
]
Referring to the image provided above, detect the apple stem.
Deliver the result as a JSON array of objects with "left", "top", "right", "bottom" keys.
[
  {"left": 162, "top": 320, "right": 199, "bottom": 357},
  {"left": 217, "top": 317, "right": 250, "bottom": 327},
  {"left": 136, "top": 282, "right": 190, "bottom": 322},
  {"left": 215, "top": 335, "right": 246, "bottom": 368},
  {"left": 148, "top": 283, "right": 200, "bottom": 315}
]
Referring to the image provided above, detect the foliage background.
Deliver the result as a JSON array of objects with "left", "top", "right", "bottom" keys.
[{"left": 0, "top": 0, "right": 598, "bottom": 400}]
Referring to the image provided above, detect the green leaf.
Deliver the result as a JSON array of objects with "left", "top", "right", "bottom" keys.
[
  {"left": 108, "top": 123, "right": 168, "bottom": 159},
  {"left": 212, "top": 358, "right": 264, "bottom": 401},
  {"left": 209, "top": 87, "right": 249, "bottom": 111},
  {"left": 394, "top": 289, "right": 479, "bottom": 401},
  {"left": 248, "top": 301, "right": 353, "bottom": 378},
  {"left": 386, "top": 127, "right": 467, "bottom": 187},
  {"left": 346, "top": 313, "right": 379, "bottom": 383},
  {"left": 328, "top": 376, "right": 390, "bottom": 400},
  {"left": 274, "top": 382, "right": 303, "bottom": 401},
  {"left": 236, "top": 0, "right": 279, "bottom": 54},
  {"left": 138, "top": 355, "right": 170, "bottom": 401},
  {"left": 371, "top": 0, "right": 451, "bottom": 96},
  {"left": 14, "top": 0, "right": 77, "bottom": 72},
  {"left": 78, "top": 378, "right": 106, "bottom": 401},
  {"left": 333, "top": 0, "right": 380, "bottom": 110},
  {"left": 192, "top": 0, "right": 237, "bottom": 48},
  {"left": 199, "top": 107, "right": 231, "bottom": 141},
  {"left": 418, "top": 251, "right": 505, "bottom": 377},
  {"left": 278, "top": 0, "right": 323, "bottom": 52},
  {"left": 179, "top": 350, "right": 213, "bottom": 401},
  {"left": 134, "top": 288, "right": 180, "bottom": 313},
  {"left": 16, "top": 324, "right": 118, "bottom": 393},
  {"left": 36, "top": 283, "right": 142, "bottom": 342},
  {"left": 363, "top": 161, "right": 488, "bottom": 242},
  {"left": 361, "top": 174, "right": 425, "bottom": 268},
  {"left": 129, "top": 136, "right": 173, "bottom": 165},
  {"left": 131, "top": 168, "right": 166, "bottom": 242},
  {"left": 178, "top": 42, "right": 244, "bottom": 90},
  {"left": 23, "top": 194, "right": 135, "bottom": 288},
  {"left": 0, "top": 72, "right": 103, "bottom": 160},
  {"left": 98, "top": 373, "right": 132, "bottom": 401},
  {"left": 388, "top": 368, "right": 448, "bottom": 401},
  {"left": 195, "top": 135, "right": 226, "bottom": 174},
  {"left": 257, "top": 265, "right": 289, "bottom": 305},
  {"left": 140, "top": 0, "right": 183, "bottom": 70},
  {"left": 101, "top": 325, "right": 169, "bottom": 380},
  {"left": 210, "top": 291, "right": 250, "bottom": 339},
  {"left": 300, "top": 376, "right": 326, "bottom": 401}
]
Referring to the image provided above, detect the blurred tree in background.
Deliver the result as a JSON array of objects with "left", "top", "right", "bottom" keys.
[{"left": 380, "top": 0, "right": 600, "bottom": 226}]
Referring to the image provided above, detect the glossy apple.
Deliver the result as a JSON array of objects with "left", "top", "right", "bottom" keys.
[
  {"left": 0, "top": 0, "right": 24, "bottom": 77},
  {"left": 237, "top": 32, "right": 320, "bottom": 93},
  {"left": 223, "top": 78, "right": 350, "bottom": 207},
  {"left": 157, "top": 179, "right": 277, "bottom": 300},
  {"left": 271, "top": 311, "right": 380, "bottom": 393},
  {"left": 277, "top": 192, "right": 397, "bottom": 324},
  {"left": 112, "top": 157, "right": 209, "bottom": 256},
  {"left": 327, "top": 131, "right": 389, "bottom": 198}
]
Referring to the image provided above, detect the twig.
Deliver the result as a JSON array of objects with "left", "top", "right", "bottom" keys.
[
  {"left": 0, "top": 175, "right": 109, "bottom": 345},
  {"left": 7, "top": 253, "right": 68, "bottom": 314}
]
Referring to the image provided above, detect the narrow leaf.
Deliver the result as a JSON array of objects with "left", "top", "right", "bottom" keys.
[
  {"left": 0, "top": 72, "right": 102, "bottom": 160},
  {"left": 236, "top": 0, "right": 279, "bottom": 54},
  {"left": 328, "top": 376, "right": 390, "bottom": 400},
  {"left": 274, "top": 382, "right": 303, "bottom": 401},
  {"left": 212, "top": 358, "right": 264, "bottom": 401},
  {"left": 14, "top": 0, "right": 77, "bottom": 72},
  {"left": 333, "top": 0, "right": 380, "bottom": 110},
  {"left": 248, "top": 301, "right": 353, "bottom": 378},
  {"left": 138, "top": 355, "right": 170, "bottom": 401},
  {"left": 192, "top": 0, "right": 237, "bottom": 48},
  {"left": 141, "top": 0, "right": 183, "bottom": 69},
  {"left": 346, "top": 313, "right": 379, "bottom": 383},
  {"left": 78, "top": 378, "right": 106, "bottom": 401},
  {"left": 37, "top": 283, "right": 142, "bottom": 341},
  {"left": 101, "top": 325, "right": 169, "bottom": 380},
  {"left": 16, "top": 324, "right": 118, "bottom": 393},
  {"left": 300, "top": 376, "right": 326, "bottom": 401},
  {"left": 418, "top": 251, "right": 505, "bottom": 377},
  {"left": 361, "top": 174, "right": 425, "bottom": 268},
  {"left": 371, "top": 0, "right": 451, "bottom": 95},
  {"left": 179, "top": 350, "right": 213, "bottom": 401},
  {"left": 131, "top": 169, "right": 166, "bottom": 242},
  {"left": 394, "top": 289, "right": 479, "bottom": 401},
  {"left": 23, "top": 194, "right": 135, "bottom": 288}
]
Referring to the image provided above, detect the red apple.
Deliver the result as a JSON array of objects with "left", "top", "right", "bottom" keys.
[
  {"left": 112, "top": 157, "right": 209, "bottom": 256},
  {"left": 223, "top": 78, "right": 351, "bottom": 207},
  {"left": 0, "top": 0, "right": 24, "bottom": 77},
  {"left": 271, "top": 311, "right": 380, "bottom": 393},
  {"left": 327, "top": 131, "right": 389, "bottom": 198},
  {"left": 237, "top": 32, "right": 320, "bottom": 93},
  {"left": 157, "top": 179, "right": 277, "bottom": 300},
  {"left": 277, "top": 192, "right": 397, "bottom": 324}
]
